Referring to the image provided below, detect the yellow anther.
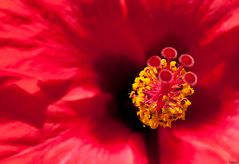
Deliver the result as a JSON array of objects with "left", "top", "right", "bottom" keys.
[
  {"left": 135, "top": 77, "right": 141, "bottom": 83},
  {"left": 170, "top": 61, "right": 177, "bottom": 71},
  {"left": 160, "top": 59, "right": 167, "bottom": 68},
  {"left": 142, "top": 78, "right": 150, "bottom": 84},
  {"left": 181, "top": 84, "right": 194, "bottom": 96},
  {"left": 162, "top": 95, "right": 169, "bottom": 101},
  {"left": 129, "top": 91, "right": 135, "bottom": 97},
  {"left": 183, "top": 100, "right": 191, "bottom": 108},
  {"left": 132, "top": 83, "right": 138, "bottom": 90}
]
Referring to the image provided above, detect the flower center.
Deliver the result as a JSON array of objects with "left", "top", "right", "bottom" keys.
[{"left": 129, "top": 47, "right": 197, "bottom": 129}]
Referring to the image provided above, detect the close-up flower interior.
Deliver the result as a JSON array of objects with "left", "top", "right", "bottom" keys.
[{"left": 0, "top": 0, "right": 239, "bottom": 164}]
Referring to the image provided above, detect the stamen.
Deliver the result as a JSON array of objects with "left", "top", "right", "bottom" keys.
[
  {"left": 147, "top": 55, "right": 161, "bottom": 68},
  {"left": 130, "top": 47, "right": 198, "bottom": 129},
  {"left": 161, "top": 47, "right": 177, "bottom": 60},
  {"left": 179, "top": 54, "right": 195, "bottom": 67}
]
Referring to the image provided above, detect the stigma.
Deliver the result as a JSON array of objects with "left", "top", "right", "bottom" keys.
[{"left": 129, "top": 47, "right": 197, "bottom": 129}]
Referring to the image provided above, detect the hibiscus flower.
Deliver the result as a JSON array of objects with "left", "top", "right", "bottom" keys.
[{"left": 1, "top": 0, "right": 239, "bottom": 163}]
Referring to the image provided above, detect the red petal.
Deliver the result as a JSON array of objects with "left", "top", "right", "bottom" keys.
[
  {"left": 1, "top": 93, "right": 147, "bottom": 164},
  {"left": 172, "top": 88, "right": 239, "bottom": 162},
  {"left": 125, "top": 0, "right": 239, "bottom": 52},
  {"left": 0, "top": 84, "right": 47, "bottom": 127},
  {"left": 158, "top": 128, "right": 196, "bottom": 163},
  {"left": 2, "top": 133, "right": 146, "bottom": 164},
  {"left": 0, "top": 120, "right": 40, "bottom": 160}
]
